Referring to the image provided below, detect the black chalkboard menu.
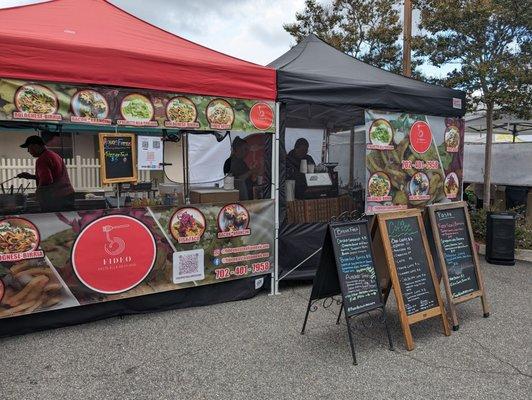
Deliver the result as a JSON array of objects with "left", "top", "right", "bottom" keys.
[
  {"left": 428, "top": 202, "right": 489, "bottom": 330},
  {"left": 434, "top": 207, "right": 479, "bottom": 298},
  {"left": 302, "top": 219, "right": 392, "bottom": 364},
  {"left": 329, "top": 222, "right": 382, "bottom": 316},
  {"left": 99, "top": 133, "right": 137, "bottom": 184},
  {"left": 385, "top": 217, "right": 438, "bottom": 316}
]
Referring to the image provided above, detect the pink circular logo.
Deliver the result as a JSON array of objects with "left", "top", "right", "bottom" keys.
[
  {"left": 71, "top": 215, "right": 156, "bottom": 294},
  {"left": 409, "top": 121, "right": 433, "bottom": 154}
]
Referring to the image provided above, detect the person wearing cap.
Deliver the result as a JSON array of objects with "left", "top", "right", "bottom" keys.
[
  {"left": 17, "top": 134, "right": 75, "bottom": 212},
  {"left": 223, "top": 137, "right": 259, "bottom": 200}
]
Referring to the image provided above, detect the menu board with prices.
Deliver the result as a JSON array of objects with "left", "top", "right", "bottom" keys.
[
  {"left": 301, "top": 220, "right": 393, "bottom": 365},
  {"left": 377, "top": 209, "right": 450, "bottom": 350},
  {"left": 99, "top": 133, "right": 137, "bottom": 184},
  {"left": 428, "top": 202, "right": 489, "bottom": 330},
  {"left": 386, "top": 216, "right": 438, "bottom": 316},
  {"left": 330, "top": 222, "right": 382, "bottom": 316}
]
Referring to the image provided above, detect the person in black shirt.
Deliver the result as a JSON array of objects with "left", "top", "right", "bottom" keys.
[
  {"left": 224, "top": 137, "right": 258, "bottom": 199},
  {"left": 287, "top": 138, "right": 316, "bottom": 198}
]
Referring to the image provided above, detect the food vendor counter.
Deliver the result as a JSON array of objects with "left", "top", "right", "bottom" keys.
[
  {"left": 0, "top": 200, "right": 275, "bottom": 336},
  {"left": 286, "top": 194, "right": 358, "bottom": 224}
]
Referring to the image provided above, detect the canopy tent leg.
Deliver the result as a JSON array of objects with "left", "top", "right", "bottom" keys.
[{"left": 271, "top": 102, "right": 281, "bottom": 295}]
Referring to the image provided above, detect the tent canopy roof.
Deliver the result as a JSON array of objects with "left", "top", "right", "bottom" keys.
[
  {"left": 269, "top": 34, "right": 465, "bottom": 118},
  {"left": 0, "top": 0, "right": 276, "bottom": 100}
]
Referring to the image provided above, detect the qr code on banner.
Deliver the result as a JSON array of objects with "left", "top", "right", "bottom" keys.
[{"left": 173, "top": 249, "right": 205, "bottom": 284}]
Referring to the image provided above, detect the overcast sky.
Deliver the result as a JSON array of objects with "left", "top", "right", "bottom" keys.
[{"left": 1, "top": 0, "right": 452, "bottom": 77}]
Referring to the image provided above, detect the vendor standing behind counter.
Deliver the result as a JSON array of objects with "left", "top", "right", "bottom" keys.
[
  {"left": 287, "top": 138, "right": 316, "bottom": 198},
  {"left": 224, "top": 137, "right": 258, "bottom": 200},
  {"left": 17, "top": 134, "right": 75, "bottom": 212}
]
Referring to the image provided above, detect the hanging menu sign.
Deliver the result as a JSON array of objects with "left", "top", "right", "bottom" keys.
[
  {"left": 385, "top": 216, "right": 438, "bottom": 315},
  {"left": 377, "top": 209, "right": 450, "bottom": 351},
  {"left": 329, "top": 222, "right": 382, "bottom": 316},
  {"left": 428, "top": 202, "right": 489, "bottom": 330},
  {"left": 99, "top": 133, "right": 137, "bottom": 184}
]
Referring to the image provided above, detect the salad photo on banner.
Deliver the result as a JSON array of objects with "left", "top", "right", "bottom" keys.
[{"left": 365, "top": 110, "right": 464, "bottom": 214}]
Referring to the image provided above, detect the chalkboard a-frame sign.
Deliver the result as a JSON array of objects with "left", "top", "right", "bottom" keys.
[
  {"left": 428, "top": 201, "right": 490, "bottom": 330},
  {"left": 301, "top": 219, "right": 393, "bottom": 365},
  {"left": 377, "top": 209, "right": 450, "bottom": 351},
  {"left": 99, "top": 132, "right": 138, "bottom": 184}
]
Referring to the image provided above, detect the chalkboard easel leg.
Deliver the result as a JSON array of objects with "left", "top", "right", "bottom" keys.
[
  {"left": 345, "top": 316, "right": 357, "bottom": 365},
  {"left": 301, "top": 299, "right": 313, "bottom": 335},
  {"left": 336, "top": 303, "right": 343, "bottom": 325},
  {"left": 381, "top": 309, "right": 394, "bottom": 351}
]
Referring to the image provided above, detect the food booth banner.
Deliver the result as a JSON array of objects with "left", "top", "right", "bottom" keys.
[
  {"left": 365, "top": 110, "right": 464, "bottom": 214},
  {"left": 0, "top": 200, "right": 274, "bottom": 319},
  {"left": 0, "top": 78, "right": 276, "bottom": 133}
]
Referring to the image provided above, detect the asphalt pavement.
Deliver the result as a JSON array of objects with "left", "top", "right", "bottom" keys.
[{"left": 1, "top": 260, "right": 530, "bottom": 400}]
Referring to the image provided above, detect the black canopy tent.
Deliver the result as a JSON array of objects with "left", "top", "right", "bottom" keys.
[{"left": 269, "top": 34, "right": 467, "bottom": 286}]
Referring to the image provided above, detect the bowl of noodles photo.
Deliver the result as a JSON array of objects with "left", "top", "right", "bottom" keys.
[
  {"left": 120, "top": 94, "right": 154, "bottom": 122},
  {"left": 169, "top": 208, "right": 206, "bottom": 243},
  {"left": 166, "top": 97, "right": 197, "bottom": 123},
  {"left": 218, "top": 204, "right": 249, "bottom": 233},
  {"left": 71, "top": 89, "right": 109, "bottom": 119},
  {"left": 0, "top": 218, "right": 40, "bottom": 255},
  {"left": 444, "top": 125, "right": 460, "bottom": 149},
  {"left": 15, "top": 84, "right": 58, "bottom": 115},
  {"left": 444, "top": 172, "right": 459, "bottom": 198},
  {"left": 206, "top": 99, "right": 235, "bottom": 128},
  {"left": 368, "top": 172, "right": 391, "bottom": 198},
  {"left": 409, "top": 172, "right": 430, "bottom": 196}
]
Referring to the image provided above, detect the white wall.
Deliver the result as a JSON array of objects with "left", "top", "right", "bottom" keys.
[{"left": 73, "top": 132, "right": 96, "bottom": 159}]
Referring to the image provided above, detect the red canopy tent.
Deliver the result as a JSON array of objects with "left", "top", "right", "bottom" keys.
[{"left": 0, "top": 0, "right": 276, "bottom": 100}]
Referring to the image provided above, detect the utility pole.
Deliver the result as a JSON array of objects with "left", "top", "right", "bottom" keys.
[{"left": 403, "top": 0, "right": 412, "bottom": 77}]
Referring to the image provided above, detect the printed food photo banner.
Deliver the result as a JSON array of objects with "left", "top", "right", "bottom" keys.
[
  {"left": 0, "top": 78, "right": 275, "bottom": 133},
  {"left": 365, "top": 110, "right": 464, "bottom": 214},
  {"left": 0, "top": 200, "right": 274, "bottom": 319}
]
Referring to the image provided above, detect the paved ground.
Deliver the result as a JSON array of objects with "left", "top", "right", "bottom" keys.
[{"left": 1, "top": 260, "right": 530, "bottom": 400}]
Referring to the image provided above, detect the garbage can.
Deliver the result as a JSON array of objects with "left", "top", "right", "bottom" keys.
[{"left": 485, "top": 212, "right": 516, "bottom": 265}]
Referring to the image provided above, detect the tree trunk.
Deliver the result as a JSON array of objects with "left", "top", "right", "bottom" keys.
[{"left": 482, "top": 104, "right": 494, "bottom": 210}]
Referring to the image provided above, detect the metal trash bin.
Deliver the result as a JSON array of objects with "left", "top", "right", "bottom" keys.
[{"left": 486, "top": 212, "right": 516, "bottom": 265}]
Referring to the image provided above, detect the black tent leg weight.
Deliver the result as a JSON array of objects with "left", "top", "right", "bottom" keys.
[
  {"left": 452, "top": 325, "right": 459, "bottom": 331},
  {"left": 483, "top": 312, "right": 490, "bottom": 318}
]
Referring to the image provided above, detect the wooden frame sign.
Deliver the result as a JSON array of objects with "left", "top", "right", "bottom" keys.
[
  {"left": 377, "top": 209, "right": 450, "bottom": 350},
  {"left": 301, "top": 220, "right": 393, "bottom": 365},
  {"left": 428, "top": 201, "right": 490, "bottom": 330},
  {"left": 98, "top": 132, "right": 138, "bottom": 184}
]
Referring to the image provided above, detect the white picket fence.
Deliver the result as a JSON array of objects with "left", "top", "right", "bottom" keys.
[{"left": 0, "top": 156, "right": 151, "bottom": 191}]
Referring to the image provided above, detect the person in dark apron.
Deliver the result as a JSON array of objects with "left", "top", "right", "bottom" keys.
[{"left": 17, "top": 135, "right": 75, "bottom": 212}]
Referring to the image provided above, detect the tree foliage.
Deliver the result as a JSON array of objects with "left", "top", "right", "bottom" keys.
[
  {"left": 284, "top": 0, "right": 403, "bottom": 73},
  {"left": 413, "top": 0, "right": 531, "bottom": 118}
]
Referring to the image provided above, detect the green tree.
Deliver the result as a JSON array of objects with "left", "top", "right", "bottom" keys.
[
  {"left": 284, "top": 0, "right": 403, "bottom": 72},
  {"left": 414, "top": 0, "right": 531, "bottom": 209}
]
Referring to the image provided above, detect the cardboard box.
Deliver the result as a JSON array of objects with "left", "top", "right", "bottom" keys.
[{"left": 190, "top": 188, "right": 240, "bottom": 204}]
